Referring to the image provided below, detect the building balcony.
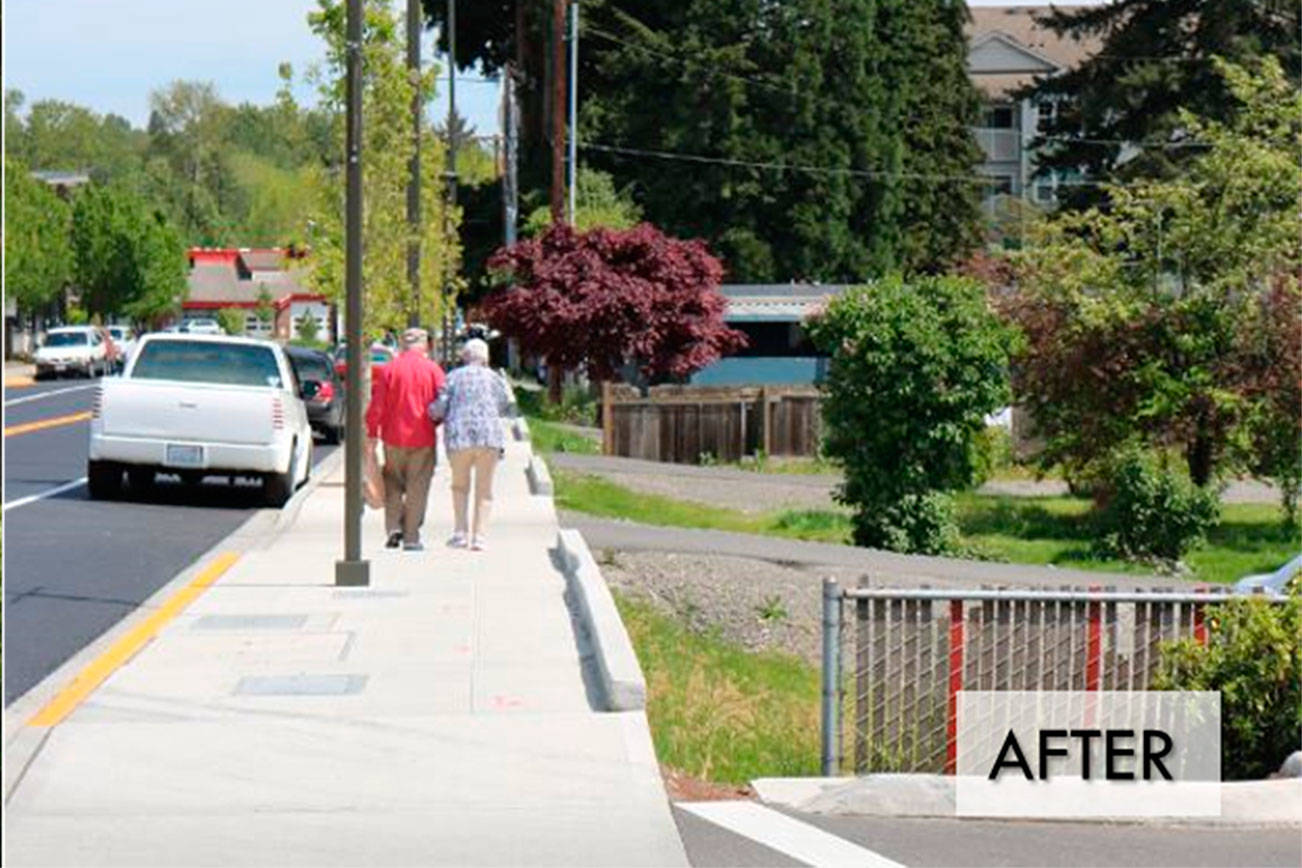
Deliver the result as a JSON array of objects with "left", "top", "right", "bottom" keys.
[{"left": 972, "top": 127, "right": 1022, "bottom": 162}]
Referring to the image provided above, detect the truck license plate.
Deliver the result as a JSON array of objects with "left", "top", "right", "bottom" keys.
[{"left": 165, "top": 444, "right": 204, "bottom": 468}]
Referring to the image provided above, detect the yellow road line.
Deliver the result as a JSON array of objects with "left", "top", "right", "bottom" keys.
[
  {"left": 4, "top": 411, "right": 92, "bottom": 437},
  {"left": 27, "top": 551, "right": 242, "bottom": 727}
]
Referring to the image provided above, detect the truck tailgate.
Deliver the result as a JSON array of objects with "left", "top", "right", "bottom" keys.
[{"left": 99, "top": 378, "right": 277, "bottom": 445}]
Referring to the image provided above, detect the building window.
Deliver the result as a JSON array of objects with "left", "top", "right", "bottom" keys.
[
  {"left": 983, "top": 105, "right": 1016, "bottom": 129},
  {"left": 1037, "top": 101, "right": 1058, "bottom": 134},
  {"left": 986, "top": 175, "right": 1014, "bottom": 197}
]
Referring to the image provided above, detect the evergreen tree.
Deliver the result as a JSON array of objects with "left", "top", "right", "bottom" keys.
[
  {"left": 422, "top": 0, "right": 985, "bottom": 282},
  {"left": 1027, "top": 0, "right": 1301, "bottom": 207}
]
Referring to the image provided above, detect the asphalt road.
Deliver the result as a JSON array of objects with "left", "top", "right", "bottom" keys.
[
  {"left": 673, "top": 803, "right": 1302, "bottom": 867},
  {"left": 3, "top": 377, "right": 337, "bottom": 704}
]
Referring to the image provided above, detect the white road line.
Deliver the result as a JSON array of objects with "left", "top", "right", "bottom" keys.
[
  {"left": 677, "top": 801, "right": 905, "bottom": 868},
  {"left": 4, "top": 477, "right": 88, "bottom": 512},
  {"left": 4, "top": 384, "right": 98, "bottom": 407}
]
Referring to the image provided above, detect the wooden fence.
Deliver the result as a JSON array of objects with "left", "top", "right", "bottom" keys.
[{"left": 601, "top": 383, "right": 824, "bottom": 464}]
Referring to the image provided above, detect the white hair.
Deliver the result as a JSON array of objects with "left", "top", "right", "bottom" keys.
[{"left": 460, "top": 338, "right": 490, "bottom": 365}]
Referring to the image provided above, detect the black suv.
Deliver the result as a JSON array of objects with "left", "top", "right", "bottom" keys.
[{"left": 285, "top": 345, "right": 346, "bottom": 444}]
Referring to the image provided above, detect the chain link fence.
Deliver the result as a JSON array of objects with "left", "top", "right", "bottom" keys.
[{"left": 820, "top": 581, "right": 1281, "bottom": 775}]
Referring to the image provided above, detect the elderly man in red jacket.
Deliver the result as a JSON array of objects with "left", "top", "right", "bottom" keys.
[{"left": 365, "top": 328, "right": 446, "bottom": 551}]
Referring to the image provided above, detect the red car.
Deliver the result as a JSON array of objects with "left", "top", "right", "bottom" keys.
[{"left": 333, "top": 343, "right": 395, "bottom": 382}]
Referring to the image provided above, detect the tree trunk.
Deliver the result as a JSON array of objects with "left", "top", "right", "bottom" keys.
[
  {"left": 547, "top": 363, "right": 563, "bottom": 404},
  {"left": 1186, "top": 429, "right": 1214, "bottom": 487}
]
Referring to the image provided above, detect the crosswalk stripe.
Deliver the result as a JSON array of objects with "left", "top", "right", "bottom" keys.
[{"left": 677, "top": 800, "right": 906, "bottom": 868}]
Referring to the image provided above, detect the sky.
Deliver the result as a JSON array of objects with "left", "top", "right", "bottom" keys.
[
  {"left": 4, "top": 0, "right": 503, "bottom": 137},
  {"left": 5, "top": 1, "right": 1107, "bottom": 139}
]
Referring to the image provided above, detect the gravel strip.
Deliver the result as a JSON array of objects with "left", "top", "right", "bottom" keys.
[{"left": 601, "top": 549, "right": 866, "bottom": 668}]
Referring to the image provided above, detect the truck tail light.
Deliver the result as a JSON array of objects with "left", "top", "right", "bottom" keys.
[
  {"left": 91, "top": 386, "right": 103, "bottom": 419},
  {"left": 272, "top": 397, "right": 285, "bottom": 430}
]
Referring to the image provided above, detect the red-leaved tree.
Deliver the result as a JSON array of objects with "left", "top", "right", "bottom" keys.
[{"left": 483, "top": 223, "right": 746, "bottom": 399}]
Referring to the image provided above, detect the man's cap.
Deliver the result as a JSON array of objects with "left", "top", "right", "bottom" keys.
[{"left": 402, "top": 327, "right": 429, "bottom": 346}]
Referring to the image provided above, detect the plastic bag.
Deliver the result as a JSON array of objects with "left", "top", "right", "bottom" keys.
[{"left": 363, "top": 439, "right": 385, "bottom": 509}]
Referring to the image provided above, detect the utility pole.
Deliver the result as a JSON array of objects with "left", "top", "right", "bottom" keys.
[
  {"left": 406, "top": 0, "right": 422, "bottom": 328},
  {"left": 567, "top": 0, "right": 578, "bottom": 224},
  {"left": 550, "top": 0, "right": 566, "bottom": 224},
  {"left": 442, "top": 0, "right": 458, "bottom": 363},
  {"left": 503, "top": 66, "right": 518, "bottom": 246},
  {"left": 336, "top": 0, "right": 369, "bottom": 587}
]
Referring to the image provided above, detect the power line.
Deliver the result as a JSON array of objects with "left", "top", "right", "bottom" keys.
[{"left": 579, "top": 139, "right": 1242, "bottom": 191}]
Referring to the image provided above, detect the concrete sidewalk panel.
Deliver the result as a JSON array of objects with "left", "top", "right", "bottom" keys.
[{"left": 6, "top": 416, "right": 688, "bottom": 866}]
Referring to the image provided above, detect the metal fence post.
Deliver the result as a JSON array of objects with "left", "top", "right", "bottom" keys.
[{"left": 822, "top": 578, "right": 841, "bottom": 776}]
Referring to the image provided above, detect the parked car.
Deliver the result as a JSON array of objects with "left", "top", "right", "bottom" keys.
[
  {"left": 87, "top": 334, "right": 313, "bottom": 506},
  {"left": 106, "top": 325, "right": 136, "bottom": 372},
  {"left": 332, "top": 342, "right": 395, "bottom": 382},
  {"left": 1233, "top": 552, "right": 1302, "bottom": 596},
  {"left": 34, "top": 326, "right": 111, "bottom": 379},
  {"left": 285, "top": 345, "right": 346, "bottom": 444},
  {"left": 183, "top": 318, "right": 223, "bottom": 335}
]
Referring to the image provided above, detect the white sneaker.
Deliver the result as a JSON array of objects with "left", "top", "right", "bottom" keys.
[
  {"left": 470, "top": 534, "right": 486, "bottom": 551},
  {"left": 447, "top": 532, "right": 468, "bottom": 548}
]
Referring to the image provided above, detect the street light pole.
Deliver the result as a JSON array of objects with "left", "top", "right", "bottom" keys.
[
  {"left": 406, "top": 0, "right": 422, "bottom": 329},
  {"left": 336, "top": 0, "right": 369, "bottom": 587}
]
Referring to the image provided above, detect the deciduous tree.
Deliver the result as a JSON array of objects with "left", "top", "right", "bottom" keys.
[
  {"left": 4, "top": 157, "right": 73, "bottom": 315},
  {"left": 305, "top": 0, "right": 459, "bottom": 338},
  {"left": 1005, "top": 59, "right": 1302, "bottom": 511},
  {"left": 483, "top": 223, "right": 745, "bottom": 399}
]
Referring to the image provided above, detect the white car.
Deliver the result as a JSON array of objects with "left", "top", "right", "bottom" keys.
[
  {"left": 34, "top": 326, "right": 111, "bottom": 379},
  {"left": 183, "top": 318, "right": 223, "bottom": 335},
  {"left": 105, "top": 325, "right": 136, "bottom": 372},
  {"left": 88, "top": 334, "right": 313, "bottom": 506}
]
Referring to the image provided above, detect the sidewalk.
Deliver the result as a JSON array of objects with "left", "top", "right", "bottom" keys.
[
  {"left": 4, "top": 431, "right": 688, "bottom": 866},
  {"left": 6, "top": 359, "right": 36, "bottom": 388}
]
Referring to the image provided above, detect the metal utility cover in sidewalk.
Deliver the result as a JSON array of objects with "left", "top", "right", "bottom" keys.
[{"left": 234, "top": 675, "right": 368, "bottom": 696}]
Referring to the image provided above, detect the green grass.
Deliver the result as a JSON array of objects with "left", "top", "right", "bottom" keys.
[
  {"left": 552, "top": 469, "right": 852, "bottom": 543},
  {"left": 525, "top": 417, "right": 600, "bottom": 455},
  {"left": 954, "top": 494, "right": 1299, "bottom": 583},
  {"left": 555, "top": 469, "right": 1299, "bottom": 584},
  {"left": 732, "top": 455, "right": 841, "bottom": 475},
  {"left": 614, "top": 591, "right": 823, "bottom": 784}
]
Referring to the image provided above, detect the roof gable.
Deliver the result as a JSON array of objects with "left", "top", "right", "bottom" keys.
[{"left": 969, "top": 32, "right": 1059, "bottom": 75}]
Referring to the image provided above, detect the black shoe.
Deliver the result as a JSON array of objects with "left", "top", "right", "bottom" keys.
[{"left": 386, "top": 531, "right": 403, "bottom": 549}]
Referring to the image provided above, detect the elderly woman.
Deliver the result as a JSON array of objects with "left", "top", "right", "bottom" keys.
[{"left": 435, "top": 338, "right": 511, "bottom": 550}]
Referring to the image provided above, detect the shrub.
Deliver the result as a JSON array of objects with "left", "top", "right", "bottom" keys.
[
  {"left": 806, "top": 275, "right": 1019, "bottom": 554},
  {"left": 1095, "top": 449, "right": 1221, "bottom": 563},
  {"left": 1154, "top": 589, "right": 1301, "bottom": 779},
  {"left": 971, "top": 425, "right": 1015, "bottom": 487},
  {"left": 216, "top": 307, "right": 245, "bottom": 336}
]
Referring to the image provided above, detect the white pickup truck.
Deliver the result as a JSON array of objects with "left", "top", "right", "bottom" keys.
[{"left": 88, "top": 333, "right": 313, "bottom": 506}]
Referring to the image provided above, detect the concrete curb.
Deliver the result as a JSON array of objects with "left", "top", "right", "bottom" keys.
[
  {"left": 273, "top": 444, "right": 346, "bottom": 534},
  {"left": 513, "top": 416, "right": 531, "bottom": 442},
  {"left": 556, "top": 528, "right": 647, "bottom": 711},
  {"left": 527, "top": 454, "right": 554, "bottom": 496},
  {"left": 751, "top": 774, "right": 1302, "bottom": 827}
]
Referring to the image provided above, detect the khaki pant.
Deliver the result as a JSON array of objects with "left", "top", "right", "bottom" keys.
[
  {"left": 449, "top": 447, "right": 499, "bottom": 537},
  {"left": 382, "top": 444, "right": 436, "bottom": 543}
]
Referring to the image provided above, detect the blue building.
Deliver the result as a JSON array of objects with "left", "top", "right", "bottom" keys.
[{"left": 690, "top": 284, "right": 852, "bottom": 386}]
